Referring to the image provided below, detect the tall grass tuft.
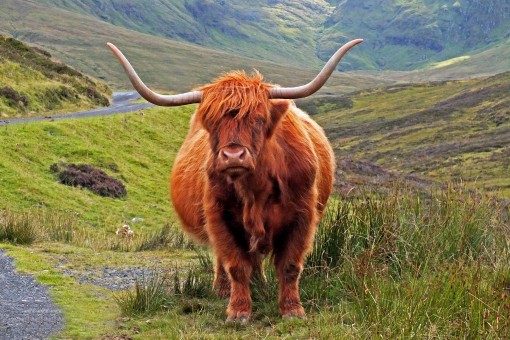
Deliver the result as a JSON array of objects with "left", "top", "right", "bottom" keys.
[
  {"left": 115, "top": 272, "right": 173, "bottom": 316},
  {"left": 0, "top": 210, "right": 37, "bottom": 244},
  {"left": 0, "top": 208, "right": 191, "bottom": 252},
  {"left": 115, "top": 260, "right": 214, "bottom": 316},
  {"left": 0, "top": 208, "right": 81, "bottom": 245},
  {"left": 135, "top": 223, "right": 190, "bottom": 251},
  {"left": 307, "top": 183, "right": 509, "bottom": 276}
]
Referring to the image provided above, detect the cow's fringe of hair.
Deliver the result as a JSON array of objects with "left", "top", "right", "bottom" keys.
[{"left": 196, "top": 70, "right": 273, "bottom": 126}]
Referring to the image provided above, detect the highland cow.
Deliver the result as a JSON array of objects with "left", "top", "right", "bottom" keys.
[{"left": 108, "top": 39, "right": 363, "bottom": 321}]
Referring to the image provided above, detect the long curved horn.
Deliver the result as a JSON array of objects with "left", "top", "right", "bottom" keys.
[
  {"left": 269, "top": 39, "right": 363, "bottom": 99},
  {"left": 107, "top": 43, "right": 202, "bottom": 106}
]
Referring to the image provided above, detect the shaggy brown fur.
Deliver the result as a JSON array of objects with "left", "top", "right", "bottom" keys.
[{"left": 170, "top": 71, "right": 334, "bottom": 321}]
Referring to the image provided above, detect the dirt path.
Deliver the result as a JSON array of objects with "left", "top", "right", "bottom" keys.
[
  {"left": 0, "top": 250, "right": 64, "bottom": 340},
  {"left": 0, "top": 91, "right": 154, "bottom": 126}
]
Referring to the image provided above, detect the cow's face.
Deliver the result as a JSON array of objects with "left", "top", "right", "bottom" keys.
[{"left": 203, "top": 100, "right": 288, "bottom": 179}]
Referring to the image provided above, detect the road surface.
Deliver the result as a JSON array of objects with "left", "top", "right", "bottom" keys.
[{"left": 0, "top": 91, "right": 154, "bottom": 126}]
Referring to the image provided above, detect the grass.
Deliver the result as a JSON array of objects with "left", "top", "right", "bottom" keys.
[
  {"left": 103, "top": 183, "right": 509, "bottom": 338},
  {"left": 0, "top": 105, "right": 194, "bottom": 234},
  {"left": 431, "top": 55, "right": 471, "bottom": 69},
  {"left": 0, "top": 101, "right": 508, "bottom": 337},
  {"left": 0, "top": 36, "right": 110, "bottom": 118},
  {"left": 0, "top": 207, "right": 191, "bottom": 252}
]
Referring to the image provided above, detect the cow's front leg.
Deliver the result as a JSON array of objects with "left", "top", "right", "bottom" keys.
[
  {"left": 273, "top": 209, "right": 317, "bottom": 318},
  {"left": 224, "top": 257, "right": 252, "bottom": 322},
  {"left": 205, "top": 198, "right": 253, "bottom": 322},
  {"left": 209, "top": 229, "right": 253, "bottom": 322}
]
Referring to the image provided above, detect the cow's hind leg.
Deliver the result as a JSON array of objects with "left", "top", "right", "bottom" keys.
[{"left": 213, "top": 258, "right": 230, "bottom": 298}]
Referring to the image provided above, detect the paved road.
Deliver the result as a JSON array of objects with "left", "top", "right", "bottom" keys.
[
  {"left": 0, "top": 250, "right": 64, "bottom": 340},
  {"left": 0, "top": 91, "right": 154, "bottom": 126}
]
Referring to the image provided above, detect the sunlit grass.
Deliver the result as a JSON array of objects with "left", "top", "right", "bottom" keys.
[
  {"left": 0, "top": 36, "right": 110, "bottom": 118},
  {"left": 431, "top": 55, "right": 471, "bottom": 69},
  {"left": 0, "top": 106, "right": 193, "bottom": 233}
]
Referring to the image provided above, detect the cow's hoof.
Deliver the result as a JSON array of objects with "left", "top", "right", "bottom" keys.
[
  {"left": 226, "top": 312, "right": 250, "bottom": 323},
  {"left": 281, "top": 305, "right": 306, "bottom": 319}
]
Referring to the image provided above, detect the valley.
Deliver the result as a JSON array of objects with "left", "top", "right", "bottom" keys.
[{"left": 0, "top": 1, "right": 509, "bottom": 339}]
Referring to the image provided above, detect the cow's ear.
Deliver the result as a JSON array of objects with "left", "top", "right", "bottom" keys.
[{"left": 268, "top": 100, "right": 289, "bottom": 137}]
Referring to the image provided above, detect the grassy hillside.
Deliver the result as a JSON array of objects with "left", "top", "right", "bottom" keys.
[
  {"left": 17, "top": 0, "right": 510, "bottom": 76},
  {"left": 39, "top": 0, "right": 332, "bottom": 68},
  {"left": 320, "top": 0, "right": 510, "bottom": 71},
  {"left": 0, "top": 0, "right": 384, "bottom": 95},
  {"left": 0, "top": 106, "right": 194, "bottom": 231},
  {"left": 0, "top": 82, "right": 508, "bottom": 339},
  {"left": 315, "top": 71, "right": 510, "bottom": 198},
  {"left": 0, "top": 35, "right": 110, "bottom": 118}
]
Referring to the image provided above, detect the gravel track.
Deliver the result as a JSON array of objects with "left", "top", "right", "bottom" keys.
[{"left": 0, "top": 250, "right": 64, "bottom": 340}]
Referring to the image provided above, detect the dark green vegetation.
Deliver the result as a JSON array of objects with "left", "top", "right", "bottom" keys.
[
  {"left": 0, "top": 35, "right": 110, "bottom": 118},
  {"left": 316, "top": 71, "right": 510, "bottom": 197}
]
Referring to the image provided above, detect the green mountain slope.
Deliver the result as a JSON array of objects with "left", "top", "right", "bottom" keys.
[
  {"left": 0, "top": 35, "right": 110, "bottom": 118},
  {"left": 0, "top": 0, "right": 383, "bottom": 94},
  {"left": 39, "top": 0, "right": 332, "bottom": 68},
  {"left": 27, "top": 0, "right": 510, "bottom": 75},
  {"left": 315, "top": 72, "right": 510, "bottom": 197},
  {"left": 320, "top": 0, "right": 510, "bottom": 71}
]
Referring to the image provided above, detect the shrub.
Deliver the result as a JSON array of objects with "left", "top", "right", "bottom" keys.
[
  {"left": 135, "top": 224, "right": 190, "bottom": 251},
  {"left": 86, "top": 87, "right": 110, "bottom": 106},
  {"left": 0, "top": 86, "right": 29, "bottom": 108},
  {"left": 51, "top": 163, "right": 127, "bottom": 198},
  {"left": 115, "top": 272, "right": 172, "bottom": 316}
]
